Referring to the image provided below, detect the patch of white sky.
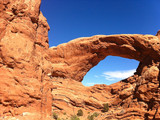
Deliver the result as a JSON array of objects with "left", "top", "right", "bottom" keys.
[{"left": 102, "top": 69, "right": 136, "bottom": 81}]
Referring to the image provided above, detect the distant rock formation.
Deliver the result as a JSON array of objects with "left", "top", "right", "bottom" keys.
[{"left": 0, "top": 0, "right": 159, "bottom": 120}]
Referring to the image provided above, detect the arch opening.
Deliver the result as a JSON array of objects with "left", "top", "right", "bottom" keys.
[{"left": 82, "top": 56, "right": 139, "bottom": 86}]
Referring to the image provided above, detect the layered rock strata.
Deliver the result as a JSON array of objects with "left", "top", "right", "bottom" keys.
[
  {"left": 0, "top": 0, "right": 159, "bottom": 120},
  {"left": 0, "top": 0, "right": 53, "bottom": 120},
  {"left": 49, "top": 34, "right": 160, "bottom": 120}
]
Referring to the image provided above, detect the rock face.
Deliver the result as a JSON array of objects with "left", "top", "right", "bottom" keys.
[
  {"left": 0, "top": 0, "right": 53, "bottom": 120},
  {"left": 0, "top": 0, "right": 159, "bottom": 120},
  {"left": 49, "top": 35, "right": 160, "bottom": 120}
]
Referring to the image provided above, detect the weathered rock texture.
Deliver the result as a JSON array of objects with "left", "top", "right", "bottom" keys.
[
  {"left": 49, "top": 34, "right": 160, "bottom": 82},
  {"left": 49, "top": 35, "right": 160, "bottom": 120},
  {"left": 0, "top": 0, "right": 159, "bottom": 120},
  {"left": 0, "top": 0, "right": 53, "bottom": 120}
]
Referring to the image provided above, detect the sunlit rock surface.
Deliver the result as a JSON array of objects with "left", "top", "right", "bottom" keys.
[
  {"left": 0, "top": 0, "right": 159, "bottom": 120},
  {"left": 49, "top": 34, "right": 160, "bottom": 120},
  {"left": 0, "top": 0, "right": 52, "bottom": 120}
]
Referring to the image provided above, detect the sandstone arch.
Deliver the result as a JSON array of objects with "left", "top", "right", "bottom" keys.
[
  {"left": 49, "top": 34, "right": 160, "bottom": 119},
  {"left": 49, "top": 34, "right": 160, "bottom": 82},
  {"left": 0, "top": 0, "right": 159, "bottom": 119}
]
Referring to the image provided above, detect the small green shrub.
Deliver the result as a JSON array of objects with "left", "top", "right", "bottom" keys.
[
  {"left": 102, "top": 103, "right": 109, "bottom": 112},
  {"left": 70, "top": 115, "right": 80, "bottom": 120},
  {"left": 87, "top": 115, "right": 94, "bottom": 120},
  {"left": 77, "top": 109, "right": 83, "bottom": 116},
  {"left": 87, "top": 112, "right": 99, "bottom": 120},
  {"left": 52, "top": 112, "right": 58, "bottom": 119},
  {"left": 93, "top": 112, "right": 99, "bottom": 117}
]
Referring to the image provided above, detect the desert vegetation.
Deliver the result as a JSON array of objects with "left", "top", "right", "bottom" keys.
[
  {"left": 52, "top": 109, "right": 102, "bottom": 120},
  {"left": 102, "top": 103, "right": 109, "bottom": 112}
]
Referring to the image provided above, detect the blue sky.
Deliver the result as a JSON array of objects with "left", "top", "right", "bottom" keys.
[{"left": 41, "top": 0, "right": 160, "bottom": 86}]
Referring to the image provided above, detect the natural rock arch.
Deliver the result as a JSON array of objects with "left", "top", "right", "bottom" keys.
[
  {"left": 0, "top": 0, "right": 159, "bottom": 119},
  {"left": 49, "top": 34, "right": 160, "bottom": 82},
  {"left": 49, "top": 34, "right": 160, "bottom": 119}
]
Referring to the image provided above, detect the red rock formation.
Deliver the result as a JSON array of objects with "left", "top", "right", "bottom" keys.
[
  {"left": 49, "top": 35, "right": 160, "bottom": 120},
  {"left": 0, "top": 0, "right": 159, "bottom": 120},
  {"left": 0, "top": 0, "right": 53, "bottom": 119},
  {"left": 49, "top": 35, "right": 160, "bottom": 82}
]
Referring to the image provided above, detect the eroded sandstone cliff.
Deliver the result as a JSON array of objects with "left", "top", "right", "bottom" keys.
[
  {"left": 49, "top": 34, "right": 160, "bottom": 120},
  {"left": 0, "top": 0, "right": 159, "bottom": 120},
  {"left": 0, "top": 0, "right": 53, "bottom": 120}
]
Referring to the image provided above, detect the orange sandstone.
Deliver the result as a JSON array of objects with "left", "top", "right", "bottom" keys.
[{"left": 0, "top": 0, "right": 159, "bottom": 120}]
